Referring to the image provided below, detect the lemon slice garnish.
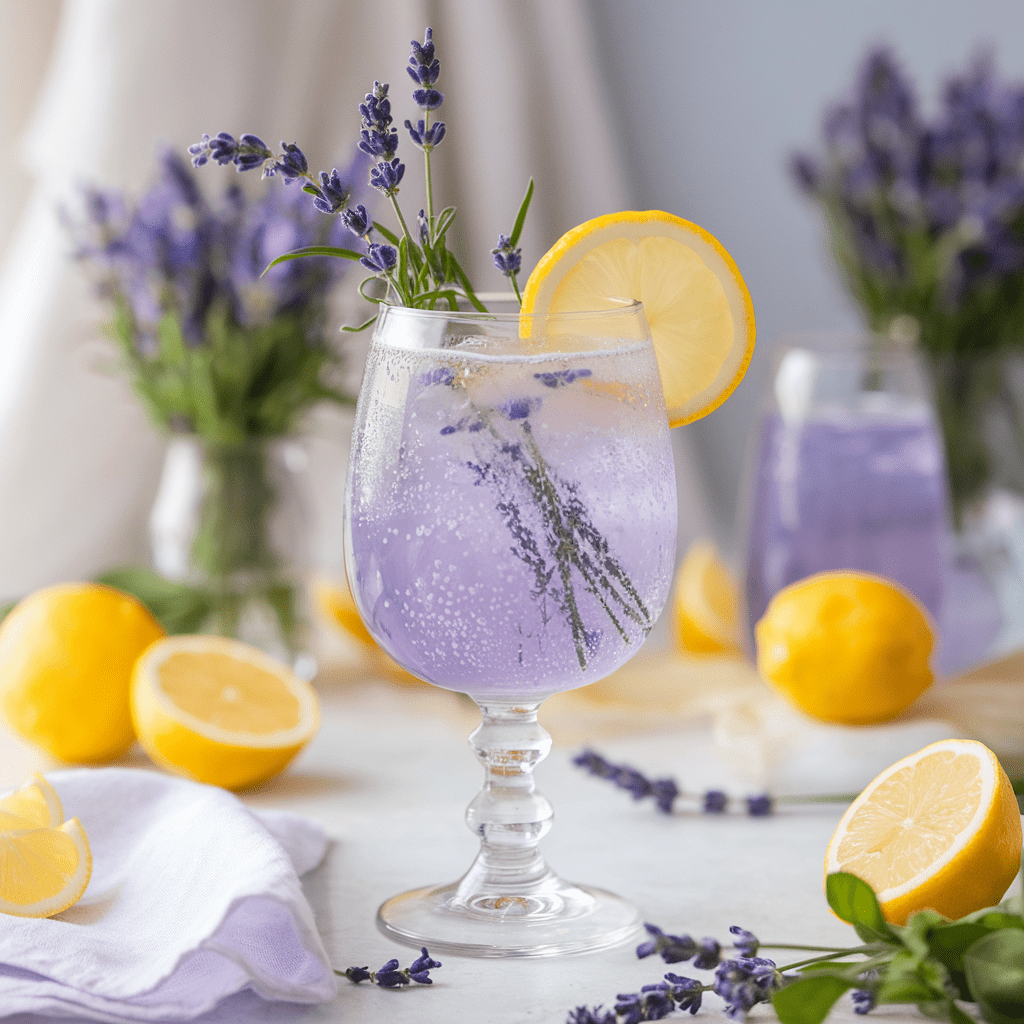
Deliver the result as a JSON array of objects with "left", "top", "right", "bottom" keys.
[
  {"left": 826, "top": 739, "right": 1022, "bottom": 924},
  {"left": 131, "top": 635, "right": 320, "bottom": 791},
  {"left": 0, "top": 773, "right": 63, "bottom": 831},
  {"left": 521, "top": 210, "right": 755, "bottom": 426}
]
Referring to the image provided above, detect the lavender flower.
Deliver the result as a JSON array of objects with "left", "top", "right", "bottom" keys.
[
  {"left": 341, "top": 203, "right": 372, "bottom": 238},
  {"left": 746, "top": 794, "right": 773, "bottom": 817},
  {"left": 535, "top": 369, "right": 593, "bottom": 388},
  {"left": 852, "top": 987, "right": 877, "bottom": 1015},
  {"left": 572, "top": 749, "right": 776, "bottom": 817},
  {"left": 369, "top": 157, "right": 405, "bottom": 195},
  {"left": 703, "top": 790, "right": 727, "bottom": 814},
  {"left": 341, "top": 947, "right": 441, "bottom": 987},
  {"left": 358, "top": 82, "right": 399, "bottom": 160},
  {"left": 728, "top": 926, "right": 759, "bottom": 958},
  {"left": 568, "top": 1008, "right": 617, "bottom": 1024},
  {"left": 637, "top": 923, "right": 699, "bottom": 964},
  {"left": 692, "top": 939, "right": 721, "bottom": 971},
  {"left": 359, "top": 242, "right": 398, "bottom": 274},
  {"left": 713, "top": 957, "right": 781, "bottom": 1020},
  {"left": 492, "top": 233, "right": 523, "bottom": 277},
  {"left": 664, "top": 975, "right": 703, "bottom": 1014},
  {"left": 267, "top": 141, "right": 309, "bottom": 182},
  {"left": 307, "top": 168, "right": 350, "bottom": 215},
  {"left": 405, "top": 118, "right": 447, "bottom": 149},
  {"left": 615, "top": 985, "right": 675, "bottom": 1022}
]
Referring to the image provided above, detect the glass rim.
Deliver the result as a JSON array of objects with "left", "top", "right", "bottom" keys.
[{"left": 377, "top": 297, "right": 645, "bottom": 323}]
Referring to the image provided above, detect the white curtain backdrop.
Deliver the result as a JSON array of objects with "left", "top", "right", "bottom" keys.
[{"left": 0, "top": 0, "right": 711, "bottom": 603}]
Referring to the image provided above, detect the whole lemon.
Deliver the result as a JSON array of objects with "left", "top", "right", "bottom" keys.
[
  {"left": 0, "top": 583, "right": 165, "bottom": 762},
  {"left": 755, "top": 571, "right": 934, "bottom": 725}
]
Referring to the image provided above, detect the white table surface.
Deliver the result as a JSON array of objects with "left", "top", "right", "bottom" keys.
[{"left": 0, "top": 666, "right": 994, "bottom": 1024}]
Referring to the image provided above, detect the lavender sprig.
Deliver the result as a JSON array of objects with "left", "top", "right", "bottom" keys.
[
  {"left": 189, "top": 27, "right": 534, "bottom": 320},
  {"left": 572, "top": 749, "right": 774, "bottom": 816},
  {"left": 340, "top": 947, "right": 441, "bottom": 987}
]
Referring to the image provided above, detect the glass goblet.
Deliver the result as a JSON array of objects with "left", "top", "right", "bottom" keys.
[{"left": 344, "top": 299, "right": 677, "bottom": 957}]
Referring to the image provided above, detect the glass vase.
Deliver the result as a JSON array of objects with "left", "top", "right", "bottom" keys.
[
  {"left": 925, "top": 349, "right": 1024, "bottom": 673},
  {"left": 149, "top": 434, "right": 313, "bottom": 672}
]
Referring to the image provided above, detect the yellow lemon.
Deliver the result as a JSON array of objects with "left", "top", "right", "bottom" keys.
[
  {"left": 755, "top": 572, "right": 934, "bottom": 725},
  {"left": 826, "top": 739, "right": 1022, "bottom": 924},
  {"left": 0, "top": 583, "right": 166, "bottom": 763},
  {"left": 313, "top": 575, "right": 428, "bottom": 687},
  {"left": 672, "top": 539, "right": 744, "bottom": 655},
  {"left": 0, "top": 775, "right": 91, "bottom": 918},
  {"left": 312, "top": 576, "right": 376, "bottom": 648},
  {"left": 520, "top": 210, "right": 755, "bottom": 426},
  {"left": 131, "top": 635, "right": 320, "bottom": 790}
]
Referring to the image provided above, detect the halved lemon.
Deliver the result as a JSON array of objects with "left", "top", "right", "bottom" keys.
[
  {"left": 130, "top": 635, "right": 320, "bottom": 791},
  {"left": 0, "top": 773, "right": 63, "bottom": 831},
  {"left": 521, "top": 210, "right": 755, "bottom": 426},
  {"left": 672, "top": 540, "right": 744, "bottom": 655},
  {"left": 0, "top": 775, "right": 91, "bottom": 919},
  {"left": 825, "top": 739, "right": 1022, "bottom": 925}
]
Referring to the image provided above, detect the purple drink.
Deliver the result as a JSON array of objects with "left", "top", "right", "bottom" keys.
[
  {"left": 744, "top": 404, "right": 949, "bottom": 635},
  {"left": 345, "top": 335, "right": 677, "bottom": 698}
]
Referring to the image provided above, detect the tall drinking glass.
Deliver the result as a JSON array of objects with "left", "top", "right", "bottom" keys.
[{"left": 344, "top": 299, "right": 677, "bottom": 956}]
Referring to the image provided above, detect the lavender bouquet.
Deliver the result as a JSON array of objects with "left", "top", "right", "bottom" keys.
[
  {"left": 791, "top": 48, "right": 1024, "bottom": 517},
  {"left": 66, "top": 149, "right": 364, "bottom": 646}
]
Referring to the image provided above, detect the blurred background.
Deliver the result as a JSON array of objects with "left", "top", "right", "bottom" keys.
[{"left": 3, "top": 0, "right": 1024, "bottom": 657}]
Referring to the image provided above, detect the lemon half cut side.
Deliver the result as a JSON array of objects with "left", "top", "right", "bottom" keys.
[
  {"left": 825, "top": 738, "right": 1022, "bottom": 925},
  {"left": 131, "top": 635, "right": 320, "bottom": 791},
  {"left": 521, "top": 211, "right": 755, "bottom": 426}
]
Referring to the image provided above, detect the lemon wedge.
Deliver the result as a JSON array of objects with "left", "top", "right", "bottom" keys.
[
  {"left": 826, "top": 739, "right": 1022, "bottom": 924},
  {"left": 672, "top": 540, "right": 743, "bottom": 655},
  {"left": 131, "top": 635, "right": 320, "bottom": 791},
  {"left": 0, "top": 773, "right": 63, "bottom": 831},
  {"left": 0, "top": 775, "right": 91, "bottom": 919},
  {"left": 521, "top": 210, "right": 755, "bottom": 426}
]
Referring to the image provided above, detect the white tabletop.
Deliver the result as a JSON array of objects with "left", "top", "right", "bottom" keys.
[{"left": 0, "top": 666, "right": 982, "bottom": 1024}]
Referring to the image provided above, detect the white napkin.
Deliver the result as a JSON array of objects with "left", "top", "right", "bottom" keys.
[{"left": 0, "top": 767, "right": 337, "bottom": 1022}]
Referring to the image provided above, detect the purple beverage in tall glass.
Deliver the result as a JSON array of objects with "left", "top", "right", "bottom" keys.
[
  {"left": 345, "top": 334, "right": 677, "bottom": 698},
  {"left": 744, "top": 402, "right": 949, "bottom": 634}
]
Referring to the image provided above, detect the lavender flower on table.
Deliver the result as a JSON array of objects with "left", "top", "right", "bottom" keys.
[
  {"left": 341, "top": 947, "right": 441, "bottom": 987},
  {"left": 572, "top": 749, "right": 773, "bottom": 816},
  {"left": 189, "top": 26, "right": 535, "bottom": 321}
]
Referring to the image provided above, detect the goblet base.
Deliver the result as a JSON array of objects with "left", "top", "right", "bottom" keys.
[{"left": 377, "top": 875, "right": 641, "bottom": 958}]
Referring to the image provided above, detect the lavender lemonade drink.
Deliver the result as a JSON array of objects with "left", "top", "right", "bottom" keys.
[{"left": 345, "top": 308, "right": 677, "bottom": 698}]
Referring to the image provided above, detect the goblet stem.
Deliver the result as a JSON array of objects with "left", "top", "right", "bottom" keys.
[{"left": 454, "top": 699, "right": 555, "bottom": 907}]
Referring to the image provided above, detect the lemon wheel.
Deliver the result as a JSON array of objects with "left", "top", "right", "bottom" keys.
[{"left": 521, "top": 210, "right": 755, "bottom": 426}]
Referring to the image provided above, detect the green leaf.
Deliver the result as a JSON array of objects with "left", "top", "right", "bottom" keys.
[
  {"left": 93, "top": 566, "right": 216, "bottom": 635},
  {"left": 878, "top": 951, "right": 945, "bottom": 1004},
  {"left": 341, "top": 314, "right": 378, "bottom": 333},
  {"left": 772, "top": 975, "right": 851, "bottom": 1024},
  {"left": 373, "top": 223, "right": 401, "bottom": 247},
  {"left": 262, "top": 245, "right": 364, "bottom": 275},
  {"left": 445, "top": 253, "right": 488, "bottom": 312},
  {"left": 826, "top": 872, "right": 900, "bottom": 943},
  {"left": 509, "top": 176, "right": 534, "bottom": 247},
  {"left": 964, "top": 929, "right": 1024, "bottom": 1024},
  {"left": 434, "top": 206, "right": 457, "bottom": 241},
  {"left": 0, "top": 600, "right": 15, "bottom": 624},
  {"left": 904, "top": 910, "right": 950, "bottom": 957}
]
